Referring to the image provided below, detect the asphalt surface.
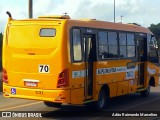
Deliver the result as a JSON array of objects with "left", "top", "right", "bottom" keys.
[{"left": 0, "top": 86, "right": 160, "bottom": 120}]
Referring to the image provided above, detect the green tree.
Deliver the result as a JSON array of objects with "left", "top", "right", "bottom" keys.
[
  {"left": 148, "top": 23, "right": 160, "bottom": 50},
  {"left": 148, "top": 23, "right": 160, "bottom": 40}
]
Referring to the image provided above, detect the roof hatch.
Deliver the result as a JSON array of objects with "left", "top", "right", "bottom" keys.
[{"left": 38, "top": 15, "right": 70, "bottom": 19}]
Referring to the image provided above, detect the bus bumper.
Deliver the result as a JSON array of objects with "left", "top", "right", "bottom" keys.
[{"left": 3, "top": 84, "right": 71, "bottom": 103}]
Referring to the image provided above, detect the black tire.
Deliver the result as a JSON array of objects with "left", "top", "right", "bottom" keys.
[
  {"left": 96, "top": 90, "right": 108, "bottom": 111},
  {"left": 44, "top": 101, "right": 62, "bottom": 108},
  {"left": 141, "top": 85, "right": 150, "bottom": 97}
]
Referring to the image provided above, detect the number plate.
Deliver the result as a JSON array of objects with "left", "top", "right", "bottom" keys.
[
  {"left": 39, "top": 65, "right": 50, "bottom": 73},
  {"left": 24, "top": 82, "right": 38, "bottom": 87}
]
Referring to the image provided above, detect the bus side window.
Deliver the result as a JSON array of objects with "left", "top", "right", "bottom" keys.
[
  {"left": 119, "top": 33, "right": 127, "bottom": 58},
  {"left": 98, "top": 31, "right": 108, "bottom": 59},
  {"left": 127, "top": 33, "right": 135, "bottom": 58},
  {"left": 72, "top": 29, "right": 82, "bottom": 61},
  {"left": 108, "top": 32, "right": 118, "bottom": 58}
]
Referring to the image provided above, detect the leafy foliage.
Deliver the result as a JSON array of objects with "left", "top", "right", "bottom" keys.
[
  {"left": 148, "top": 23, "right": 160, "bottom": 50},
  {"left": 148, "top": 23, "right": 160, "bottom": 40}
]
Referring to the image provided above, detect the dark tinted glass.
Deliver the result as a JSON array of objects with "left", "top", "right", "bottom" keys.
[{"left": 108, "top": 32, "right": 117, "bottom": 45}]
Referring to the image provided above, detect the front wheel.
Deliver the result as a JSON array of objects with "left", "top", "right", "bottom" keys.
[
  {"left": 141, "top": 85, "right": 150, "bottom": 97},
  {"left": 43, "top": 101, "right": 62, "bottom": 108}
]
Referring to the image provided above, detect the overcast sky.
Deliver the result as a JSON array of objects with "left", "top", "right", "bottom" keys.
[{"left": 0, "top": 0, "right": 160, "bottom": 32}]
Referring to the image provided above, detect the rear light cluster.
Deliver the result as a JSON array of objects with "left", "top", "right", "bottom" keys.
[
  {"left": 57, "top": 69, "right": 69, "bottom": 88},
  {"left": 2, "top": 68, "right": 8, "bottom": 84}
]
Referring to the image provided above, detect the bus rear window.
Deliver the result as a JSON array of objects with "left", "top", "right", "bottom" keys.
[{"left": 40, "top": 28, "right": 56, "bottom": 37}]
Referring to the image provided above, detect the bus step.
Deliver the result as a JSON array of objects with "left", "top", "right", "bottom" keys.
[{"left": 136, "top": 88, "right": 147, "bottom": 92}]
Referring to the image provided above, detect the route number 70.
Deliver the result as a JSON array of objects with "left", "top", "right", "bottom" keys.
[{"left": 39, "top": 65, "right": 50, "bottom": 73}]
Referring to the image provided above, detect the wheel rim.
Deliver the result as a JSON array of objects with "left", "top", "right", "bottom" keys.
[
  {"left": 146, "top": 86, "right": 150, "bottom": 94},
  {"left": 98, "top": 93, "right": 105, "bottom": 108}
]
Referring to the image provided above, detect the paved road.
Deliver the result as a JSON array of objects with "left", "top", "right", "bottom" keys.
[{"left": 0, "top": 86, "right": 160, "bottom": 120}]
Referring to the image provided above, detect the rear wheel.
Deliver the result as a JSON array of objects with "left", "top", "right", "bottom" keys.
[
  {"left": 86, "top": 90, "right": 108, "bottom": 111},
  {"left": 141, "top": 85, "right": 150, "bottom": 97},
  {"left": 43, "top": 101, "right": 62, "bottom": 108},
  {"left": 96, "top": 90, "right": 108, "bottom": 111}
]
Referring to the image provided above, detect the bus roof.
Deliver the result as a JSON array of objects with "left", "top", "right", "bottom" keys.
[
  {"left": 9, "top": 15, "right": 152, "bottom": 35},
  {"left": 67, "top": 19, "right": 152, "bottom": 34}
]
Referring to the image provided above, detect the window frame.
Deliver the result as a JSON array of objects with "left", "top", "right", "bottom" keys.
[
  {"left": 71, "top": 28, "right": 83, "bottom": 62},
  {"left": 98, "top": 31, "right": 108, "bottom": 59},
  {"left": 39, "top": 28, "right": 56, "bottom": 37},
  {"left": 70, "top": 27, "right": 140, "bottom": 62},
  {"left": 126, "top": 33, "right": 136, "bottom": 58},
  {"left": 119, "top": 33, "right": 127, "bottom": 58},
  {"left": 107, "top": 31, "right": 119, "bottom": 58},
  {"left": 98, "top": 31, "right": 119, "bottom": 60}
]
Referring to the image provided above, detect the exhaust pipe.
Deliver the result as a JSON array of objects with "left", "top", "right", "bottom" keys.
[
  {"left": 29, "top": 0, "right": 33, "bottom": 18},
  {"left": 6, "top": 11, "right": 13, "bottom": 21}
]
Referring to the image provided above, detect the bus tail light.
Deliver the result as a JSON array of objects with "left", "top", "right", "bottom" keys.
[
  {"left": 57, "top": 69, "right": 69, "bottom": 88},
  {"left": 2, "top": 68, "right": 8, "bottom": 84}
]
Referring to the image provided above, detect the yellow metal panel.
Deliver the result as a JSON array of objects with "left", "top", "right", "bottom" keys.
[
  {"left": 71, "top": 88, "right": 84, "bottom": 104},
  {"left": 128, "top": 79, "right": 137, "bottom": 93},
  {"left": 108, "top": 83, "right": 117, "bottom": 97},
  {"left": 117, "top": 81, "right": 129, "bottom": 96},
  {"left": 3, "top": 84, "right": 70, "bottom": 103}
]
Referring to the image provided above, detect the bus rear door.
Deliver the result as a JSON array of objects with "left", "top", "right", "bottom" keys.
[{"left": 83, "top": 34, "right": 96, "bottom": 100}]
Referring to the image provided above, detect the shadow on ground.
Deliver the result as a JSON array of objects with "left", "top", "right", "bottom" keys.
[{"left": 42, "top": 92, "right": 160, "bottom": 119}]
